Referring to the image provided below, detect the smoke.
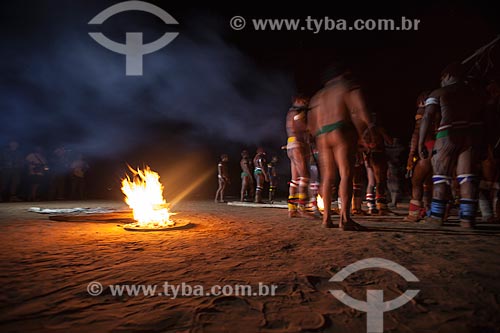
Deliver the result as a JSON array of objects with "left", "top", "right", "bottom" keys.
[{"left": 1, "top": 2, "right": 294, "bottom": 158}]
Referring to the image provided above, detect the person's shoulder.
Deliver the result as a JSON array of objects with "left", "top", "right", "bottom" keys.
[
  {"left": 344, "top": 78, "right": 361, "bottom": 92},
  {"left": 424, "top": 88, "right": 443, "bottom": 107},
  {"left": 428, "top": 87, "right": 444, "bottom": 98}
]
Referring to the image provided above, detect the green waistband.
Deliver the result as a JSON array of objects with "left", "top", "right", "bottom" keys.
[
  {"left": 436, "top": 126, "right": 473, "bottom": 139},
  {"left": 315, "top": 120, "right": 349, "bottom": 137},
  {"left": 241, "top": 172, "right": 249, "bottom": 177},
  {"left": 436, "top": 129, "right": 449, "bottom": 139}
]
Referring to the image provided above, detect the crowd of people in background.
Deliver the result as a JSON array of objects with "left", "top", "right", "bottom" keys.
[
  {"left": 215, "top": 62, "right": 500, "bottom": 230},
  {"left": 0, "top": 142, "right": 90, "bottom": 202}
]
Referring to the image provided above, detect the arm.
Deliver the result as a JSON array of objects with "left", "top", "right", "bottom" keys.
[
  {"left": 419, "top": 103, "right": 439, "bottom": 159},
  {"left": 407, "top": 112, "right": 422, "bottom": 169},
  {"left": 346, "top": 89, "right": 375, "bottom": 142},
  {"left": 222, "top": 164, "right": 230, "bottom": 183},
  {"left": 217, "top": 163, "right": 223, "bottom": 177},
  {"left": 261, "top": 159, "right": 270, "bottom": 182},
  {"left": 241, "top": 160, "right": 251, "bottom": 175}
]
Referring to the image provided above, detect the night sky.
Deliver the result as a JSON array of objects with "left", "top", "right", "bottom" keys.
[{"left": 1, "top": 1, "right": 498, "bottom": 198}]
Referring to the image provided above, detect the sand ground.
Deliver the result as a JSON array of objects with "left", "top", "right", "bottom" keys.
[{"left": 0, "top": 200, "right": 499, "bottom": 333}]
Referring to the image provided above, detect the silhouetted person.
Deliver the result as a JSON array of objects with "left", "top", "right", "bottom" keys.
[
  {"left": 239, "top": 150, "right": 254, "bottom": 201},
  {"left": 26, "top": 146, "right": 49, "bottom": 201},
  {"left": 308, "top": 63, "right": 374, "bottom": 229},
  {"left": 363, "top": 116, "right": 392, "bottom": 215},
  {"left": 419, "top": 63, "right": 483, "bottom": 228},
  {"left": 267, "top": 156, "right": 279, "bottom": 203},
  {"left": 478, "top": 79, "right": 500, "bottom": 222},
  {"left": 253, "top": 148, "right": 269, "bottom": 203},
  {"left": 215, "top": 154, "right": 229, "bottom": 203},
  {"left": 386, "top": 137, "right": 405, "bottom": 208},
  {"left": 49, "top": 146, "right": 70, "bottom": 200},
  {"left": 1, "top": 140, "right": 24, "bottom": 201},
  {"left": 70, "top": 153, "right": 89, "bottom": 200},
  {"left": 286, "top": 95, "right": 311, "bottom": 217},
  {"left": 405, "top": 91, "right": 435, "bottom": 221}
]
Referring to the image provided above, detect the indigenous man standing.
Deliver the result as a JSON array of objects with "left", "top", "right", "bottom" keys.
[
  {"left": 253, "top": 148, "right": 269, "bottom": 203},
  {"left": 214, "top": 154, "right": 229, "bottom": 203},
  {"left": 240, "top": 150, "right": 254, "bottom": 202},
  {"left": 308, "top": 64, "right": 374, "bottom": 229},
  {"left": 419, "top": 63, "right": 482, "bottom": 228},
  {"left": 405, "top": 91, "right": 435, "bottom": 221},
  {"left": 286, "top": 95, "right": 311, "bottom": 217},
  {"left": 478, "top": 79, "right": 500, "bottom": 222},
  {"left": 267, "top": 156, "right": 279, "bottom": 203},
  {"left": 362, "top": 115, "right": 392, "bottom": 215}
]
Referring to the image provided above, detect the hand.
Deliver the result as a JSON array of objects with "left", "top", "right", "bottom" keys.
[
  {"left": 419, "top": 145, "right": 428, "bottom": 160},
  {"left": 406, "top": 154, "right": 415, "bottom": 170}
]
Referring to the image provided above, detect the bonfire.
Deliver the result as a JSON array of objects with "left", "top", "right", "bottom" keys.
[{"left": 121, "top": 166, "right": 174, "bottom": 229}]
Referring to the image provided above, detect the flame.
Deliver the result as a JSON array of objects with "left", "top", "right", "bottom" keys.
[
  {"left": 316, "top": 194, "right": 324, "bottom": 211},
  {"left": 121, "top": 166, "right": 174, "bottom": 227}
]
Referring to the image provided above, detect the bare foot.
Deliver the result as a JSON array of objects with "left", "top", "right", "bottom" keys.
[
  {"left": 322, "top": 221, "right": 336, "bottom": 228},
  {"left": 351, "top": 209, "right": 368, "bottom": 216},
  {"left": 404, "top": 214, "right": 420, "bottom": 222},
  {"left": 340, "top": 219, "right": 367, "bottom": 231},
  {"left": 298, "top": 210, "right": 320, "bottom": 220}
]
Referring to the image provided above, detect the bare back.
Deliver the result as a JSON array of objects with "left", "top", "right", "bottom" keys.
[
  {"left": 429, "top": 83, "right": 481, "bottom": 127},
  {"left": 308, "top": 79, "right": 371, "bottom": 141}
]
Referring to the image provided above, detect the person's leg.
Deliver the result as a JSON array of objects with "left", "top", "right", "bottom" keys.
[
  {"left": 478, "top": 155, "right": 497, "bottom": 222},
  {"left": 268, "top": 177, "right": 275, "bottom": 203},
  {"left": 387, "top": 164, "right": 398, "bottom": 207},
  {"left": 295, "top": 147, "right": 311, "bottom": 216},
  {"left": 287, "top": 149, "right": 301, "bottom": 216},
  {"left": 335, "top": 141, "right": 365, "bottom": 230},
  {"left": 215, "top": 178, "right": 223, "bottom": 202},
  {"left": 428, "top": 137, "right": 454, "bottom": 225},
  {"left": 335, "top": 145, "right": 353, "bottom": 224},
  {"left": 365, "top": 164, "right": 377, "bottom": 214},
  {"left": 351, "top": 163, "right": 365, "bottom": 214},
  {"left": 456, "top": 146, "right": 479, "bottom": 228},
  {"left": 240, "top": 177, "right": 246, "bottom": 202},
  {"left": 422, "top": 158, "right": 433, "bottom": 216},
  {"left": 406, "top": 158, "right": 427, "bottom": 221},
  {"left": 372, "top": 153, "right": 389, "bottom": 214},
  {"left": 10, "top": 169, "right": 21, "bottom": 201},
  {"left": 317, "top": 137, "right": 336, "bottom": 227},
  {"left": 220, "top": 180, "right": 226, "bottom": 202}
]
